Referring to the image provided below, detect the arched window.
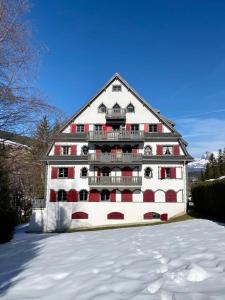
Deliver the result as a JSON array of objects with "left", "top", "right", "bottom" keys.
[
  {"left": 165, "top": 190, "right": 177, "bottom": 202},
  {"left": 143, "top": 190, "right": 155, "bottom": 202},
  {"left": 101, "top": 190, "right": 110, "bottom": 201},
  {"left": 144, "top": 146, "right": 152, "bottom": 155},
  {"left": 79, "top": 190, "right": 88, "bottom": 201},
  {"left": 81, "top": 167, "right": 88, "bottom": 178},
  {"left": 144, "top": 167, "right": 153, "bottom": 178},
  {"left": 81, "top": 145, "right": 89, "bottom": 155},
  {"left": 58, "top": 190, "right": 67, "bottom": 201},
  {"left": 126, "top": 103, "right": 135, "bottom": 113},
  {"left": 98, "top": 103, "right": 106, "bottom": 113},
  {"left": 102, "top": 167, "right": 110, "bottom": 176}
]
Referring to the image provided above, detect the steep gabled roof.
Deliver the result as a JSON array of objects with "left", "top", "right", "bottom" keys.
[{"left": 59, "top": 73, "right": 178, "bottom": 135}]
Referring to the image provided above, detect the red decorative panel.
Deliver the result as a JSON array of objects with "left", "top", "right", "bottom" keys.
[
  {"left": 84, "top": 124, "right": 89, "bottom": 133},
  {"left": 160, "top": 168, "right": 165, "bottom": 179},
  {"left": 72, "top": 212, "right": 88, "bottom": 219},
  {"left": 54, "top": 145, "right": 61, "bottom": 155},
  {"left": 51, "top": 167, "right": 58, "bottom": 179},
  {"left": 70, "top": 124, "right": 77, "bottom": 134},
  {"left": 89, "top": 189, "right": 100, "bottom": 202},
  {"left": 157, "top": 123, "right": 163, "bottom": 133},
  {"left": 67, "top": 190, "right": 78, "bottom": 202},
  {"left": 110, "top": 190, "right": 116, "bottom": 202},
  {"left": 50, "top": 190, "right": 56, "bottom": 202},
  {"left": 70, "top": 145, "right": 77, "bottom": 155},
  {"left": 121, "top": 190, "right": 132, "bottom": 202},
  {"left": 160, "top": 213, "right": 168, "bottom": 221},
  {"left": 173, "top": 145, "right": 180, "bottom": 156},
  {"left": 156, "top": 145, "right": 163, "bottom": 155},
  {"left": 122, "top": 167, "right": 132, "bottom": 177},
  {"left": 107, "top": 212, "right": 124, "bottom": 220},
  {"left": 165, "top": 190, "right": 177, "bottom": 202},
  {"left": 68, "top": 167, "right": 74, "bottom": 179},
  {"left": 144, "top": 124, "right": 149, "bottom": 133},
  {"left": 143, "top": 190, "right": 155, "bottom": 202},
  {"left": 126, "top": 124, "right": 131, "bottom": 131},
  {"left": 170, "top": 167, "right": 176, "bottom": 179}
]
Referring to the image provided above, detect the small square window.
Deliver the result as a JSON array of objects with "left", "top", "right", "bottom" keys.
[
  {"left": 149, "top": 124, "right": 157, "bottom": 132},
  {"left": 112, "top": 85, "right": 122, "bottom": 92},
  {"left": 77, "top": 124, "right": 84, "bottom": 133},
  {"left": 58, "top": 168, "right": 68, "bottom": 178}
]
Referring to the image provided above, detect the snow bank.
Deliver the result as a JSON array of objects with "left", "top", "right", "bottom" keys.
[{"left": 1, "top": 220, "right": 225, "bottom": 299}]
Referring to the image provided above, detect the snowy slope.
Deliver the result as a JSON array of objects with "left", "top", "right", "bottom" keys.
[
  {"left": 1, "top": 220, "right": 225, "bottom": 299},
  {"left": 188, "top": 151, "right": 219, "bottom": 171},
  {"left": 0, "top": 138, "right": 30, "bottom": 149}
]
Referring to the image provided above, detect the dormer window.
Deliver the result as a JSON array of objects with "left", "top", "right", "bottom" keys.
[
  {"left": 112, "top": 85, "right": 121, "bottom": 92},
  {"left": 98, "top": 103, "right": 106, "bottom": 113},
  {"left": 113, "top": 103, "right": 121, "bottom": 109},
  {"left": 127, "top": 103, "right": 135, "bottom": 113}
]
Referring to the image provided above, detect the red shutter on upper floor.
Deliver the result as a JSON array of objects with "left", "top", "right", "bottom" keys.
[
  {"left": 84, "top": 124, "right": 89, "bottom": 133},
  {"left": 67, "top": 189, "right": 78, "bottom": 202},
  {"left": 144, "top": 124, "right": 149, "bottom": 133},
  {"left": 157, "top": 123, "right": 163, "bottom": 133},
  {"left": 160, "top": 168, "right": 165, "bottom": 179},
  {"left": 126, "top": 124, "right": 131, "bottom": 131},
  {"left": 70, "top": 145, "right": 77, "bottom": 155},
  {"left": 173, "top": 145, "right": 180, "bottom": 155},
  {"left": 50, "top": 190, "right": 56, "bottom": 202},
  {"left": 121, "top": 190, "right": 133, "bottom": 202},
  {"left": 51, "top": 167, "right": 58, "bottom": 179},
  {"left": 122, "top": 167, "right": 132, "bottom": 176},
  {"left": 89, "top": 189, "right": 100, "bottom": 202},
  {"left": 54, "top": 145, "right": 61, "bottom": 155},
  {"left": 68, "top": 167, "right": 74, "bottom": 179},
  {"left": 156, "top": 145, "right": 163, "bottom": 155},
  {"left": 170, "top": 167, "right": 176, "bottom": 179},
  {"left": 110, "top": 190, "right": 116, "bottom": 202},
  {"left": 70, "top": 124, "right": 77, "bottom": 134}
]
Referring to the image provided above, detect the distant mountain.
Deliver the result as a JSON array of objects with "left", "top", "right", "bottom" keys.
[
  {"left": 0, "top": 130, "right": 32, "bottom": 147},
  {"left": 188, "top": 151, "right": 219, "bottom": 172}
]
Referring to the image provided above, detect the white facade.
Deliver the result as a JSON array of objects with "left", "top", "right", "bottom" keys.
[{"left": 29, "top": 74, "right": 192, "bottom": 232}]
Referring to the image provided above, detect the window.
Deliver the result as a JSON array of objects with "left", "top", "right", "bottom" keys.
[
  {"left": 81, "top": 145, "right": 89, "bottom": 155},
  {"left": 101, "top": 190, "right": 110, "bottom": 201},
  {"left": 79, "top": 190, "right": 88, "bottom": 201},
  {"left": 77, "top": 124, "right": 84, "bottom": 133},
  {"left": 165, "top": 168, "right": 171, "bottom": 178},
  {"left": 144, "top": 167, "right": 153, "bottom": 178},
  {"left": 58, "top": 190, "right": 67, "bottom": 201},
  {"left": 149, "top": 124, "right": 157, "bottom": 132},
  {"left": 112, "top": 85, "right": 121, "bottom": 92},
  {"left": 81, "top": 167, "right": 88, "bottom": 178},
  {"left": 102, "top": 167, "right": 110, "bottom": 176},
  {"left": 58, "top": 168, "right": 68, "bottom": 178},
  {"left": 163, "top": 146, "right": 173, "bottom": 155},
  {"left": 127, "top": 103, "right": 135, "bottom": 113},
  {"left": 98, "top": 104, "right": 106, "bottom": 113},
  {"left": 95, "top": 124, "right": 102, "bottom": 131},
  {"left": 144, "top": 146, "right": 152, "bottom": 155},
  {"left": 112, "top": 103, "right": 121, "bottom": 111},
  {"left": 131, "top": 124, "right": 139, "bottom": 131},
  {"left": 62, "top": 146, "right": 70, "bottom": 155},
  {"left": 101, "top": 145, "right": 110, "bottom": 153}
]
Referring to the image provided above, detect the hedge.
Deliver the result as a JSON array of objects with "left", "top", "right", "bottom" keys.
[
  {"left": 0, "top": 208, "right": 17, "bottom": 244},
  {"left": 191, "top": 178, "right": 225, "bottom": 221}
]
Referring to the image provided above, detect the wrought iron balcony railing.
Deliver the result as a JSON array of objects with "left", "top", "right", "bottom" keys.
[
  {"left": 106, "top": 108, "right": 126, "bottom": 119},
  {"left": 88, "top": 153, "right": 143, "bottom": 164},
  {"left": 88, "top": 130, "right": 144, "bottom": 141},
  {"left": 88, "top": 176, "right": 142, "bottom": 186}
]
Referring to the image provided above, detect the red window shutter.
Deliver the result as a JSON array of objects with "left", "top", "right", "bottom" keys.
[
  {"left": 170, "top": 167, "right": 176, "bottom": 179},
  {"left": 70, "top": 145, "right": 77, "bottom": 155},
  {"left": 132, "top": 146, "right": 138, "bottom": 154},
  {"left": 126, "top": 124, "right": 131, "bottom": 131},
  {"left": 84, "top": 124, "right": 89, "bottom": 133},
  {"left": 111, "top": 147, "right": 116, "bottom": 154},
  {"left": 96, "top": 167, "right": 101, "bottom": 177},
  {"left": 122, "top": 167, "right": 132, "bottom": 177},
  {"left": 143, "top": 190, "right": 155, "bottom": 202},
  {"left": 160, "top": 168, "right": 165, "bottom": 179},
  {"left": 54, "top": 145, "right": 61, "bottom": 155},
  {"left": 67, "top": 189, "right": 78, "bottom": 202},
  {"left": 173, "top": 145, "right": 180, "bottom": 156},
  {"left": 102, "top": 125, "right": 107, "bottom": 132},
  {"left": 160, "top": 214, "right": 168, "bottom": 221},
  {"left": 121, "top": 190, "right": 132, "bottom": 202},
  {"left": 89, "top": 189, "right": 99, "bottom": 202},
  {"left": 157, "top": 123, "right": 163, "bottom": 133},
  {"left": 50, "top": 190, "right": 56, "bottom": 202},
  {"left": 144, "top": 124, "right": 149, "bottom": 133},
  {"left": 51, "top": 167, "right": 58, "bottom": 179},
  {"left": 110, "top": 190, "right": 116, "bottom": 202},
  {"left": 70, "top": 124, "right": 77, "bottom": 134},
  {"left": 68, "top": 167, "right": 74, "bottom": 179},
  {"left": 166, "top": 190, "right": 177, "bottom": 202},
  {"left": 157, "top": 145, "right": 163, "bottom": 155}
]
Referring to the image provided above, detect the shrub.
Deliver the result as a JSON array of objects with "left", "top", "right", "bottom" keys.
[{"left": 0, "top": 208, "right": 17, "bottom": 243}]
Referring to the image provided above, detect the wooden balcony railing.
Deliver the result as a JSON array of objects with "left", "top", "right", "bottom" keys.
[
  {"left": 106, "top": 108, "right": 126, "bottom": 119},
  {"left": 88, "top": 153, "right": 143, "bottom": 163},
  {"left": 88, "top": 176, "right": 142, "bottom": 186},
  {"left": 88, "top": 130, "right": 144, "bottom": 141}
]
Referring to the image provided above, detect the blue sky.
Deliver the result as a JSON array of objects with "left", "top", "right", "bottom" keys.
[{"left": 30, "top": 0, "right": 225, "bottom": 158}]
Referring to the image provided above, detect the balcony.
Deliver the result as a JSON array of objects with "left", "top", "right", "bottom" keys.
[
  {"left": 88, "top": 130, "right": 144, "bottom": 141},
  {"left": 106, "top": 108, "right": 126, "bottom": 120},
  {"left": 88, "top": 153, "right": 143, "bottom": 164},
  {"left": 88, "top": 176, "right": 142, "bottom": 186}
]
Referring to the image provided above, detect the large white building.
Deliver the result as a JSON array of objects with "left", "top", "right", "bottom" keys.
[{"left": 29, "top": 74, "right": 193, "bottom": 232}]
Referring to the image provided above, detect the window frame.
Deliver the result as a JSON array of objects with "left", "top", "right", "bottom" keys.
[
  {"left": 79, "top": 190, "right": 88, "bottom": 201},
  {"left": 131, "top": 124, "right": 139, "bottom": 131},
  {"left": 58, "top": 168, "right": 68, "bottom": 178},
  {"left": 112, "top": 85, "right": 122, "bottom": 92},
  {"left": 144, "top": 145, "right": 152, "bottom": 155},
  {"left": 163, "top": 145, "right": 173, "bottom": 155},
  {"left": 101, "top": 190, "right": 110, "bottom": 201},
  {"left": 94, "top": 124, "right": 102, "bottom": 131},
  {"left": 149, "top": 124, "right": 158, "bottom": 133},
  {"left": 61, "top": 145, "right": 70, "bottom": 155},
  {"left": 98, "top": 103, "right": 106, "bottom": 113},
  {"left": 80, "top": 167, "right": 88, "bottom": 178},
  {"left": 81, "top": 145, "right": 89, "bottom": 155},
  {"left": 126, "top": 103, "right": 135, "bottom": 113},
  {"left": 144, "top": 167, "right": 153, "bottom": 178},
  {"left": 165, "top": 167, "right": 171, "bottom": 178},
  {"left": 77, "top": 124, "right": 84, "bottom": 133},
  {"left": 58, "top": 190, "right": 67, "bottom": 201}
]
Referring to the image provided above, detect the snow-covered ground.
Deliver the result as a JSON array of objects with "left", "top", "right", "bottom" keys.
[{"left": 1, "top": 220, "right": 225, "bottom": 300}]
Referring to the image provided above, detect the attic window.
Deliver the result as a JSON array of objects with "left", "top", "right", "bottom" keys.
[
  {"left": 113, "top": 103, "right": 121, "bottom": 109},
  {"left": 112, "top": 85, "right": 121, "bottom": 92},
  {"left": 127, "top": 103, "right": 135, "bottom": 112},
  {"left": 98, "top": 103, "right": 106, "bottom": 113}
]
